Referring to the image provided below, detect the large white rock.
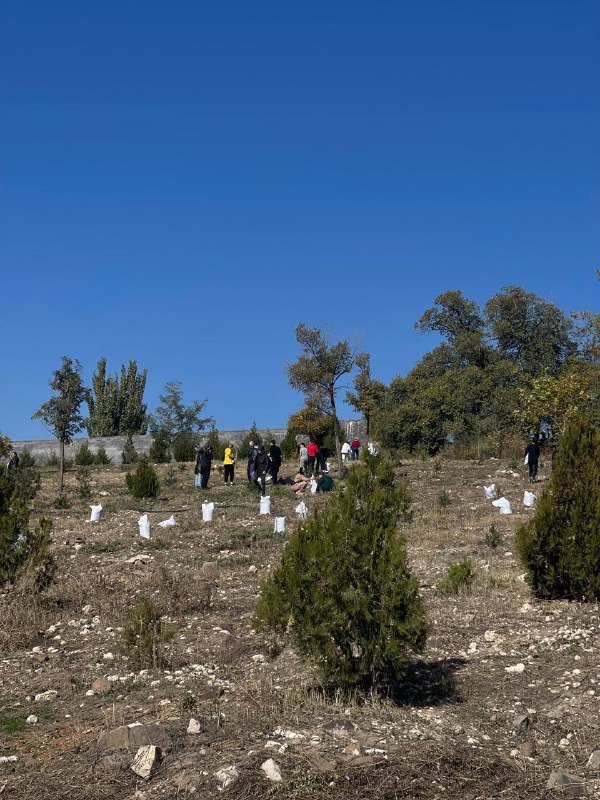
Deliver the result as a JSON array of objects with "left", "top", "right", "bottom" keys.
[
  {"left": 131, "top": 745, "right": 161, "bottom": 780},
  {"left": 260, "top": 758, "right": 282, "bottom": 782}
]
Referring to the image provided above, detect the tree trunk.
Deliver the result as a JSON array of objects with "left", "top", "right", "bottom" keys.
[
  {"left": 59, "top": 438, "right": 65, "bottom": 494},
  {"left": 330, "top": 393, "right": 344, "bottom": 475}
]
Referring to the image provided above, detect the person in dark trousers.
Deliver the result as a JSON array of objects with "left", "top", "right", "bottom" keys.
[
  {"left": 196, "top": 445, "right": 213, "bottom": 489},
  {"left": 268, "top": 439, "right": 282, "bottom": 485},
  {"left": 316, "top": 446, "right": 330, "bottom": 475},
  {"left": 6, "top": 451, "right": 19, "bottom": 473},
  {"left": 351, "top": 438, "right": 361, "bottom": 460},
  {"left": 247, "top": 440, "right": 258, "bottom": 482},
  {"left": 306, "top": 440, "right": 319, "bottom": 476},
  {"left": 524, "top": 439, "right": 541, "bottom": 483},
  {"left": 253, "top": 446, "right": 270, "bottom": 496}
]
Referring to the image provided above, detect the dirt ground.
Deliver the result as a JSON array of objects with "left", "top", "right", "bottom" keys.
[{"left": 1, "top": 455, "right": 599, "bottom": 799}]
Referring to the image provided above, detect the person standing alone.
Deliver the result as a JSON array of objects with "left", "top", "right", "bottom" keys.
[{"left": 524, "top": 439, "right": 541, "bottom": 483}]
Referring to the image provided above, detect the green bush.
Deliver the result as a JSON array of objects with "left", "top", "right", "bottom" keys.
[
  {"left": 254, "top": 457, "right": 427, "bottom": 689},
  {"left": 75, "top": 442, "right": 95, "bottom": 466},
  {"left": 148, "top": 430, "right": 171, "bottom": 463},
  {"left": 280, "top": 429, "right": 299, "bottom": 460},
  {"left": 76, "top": 466, "right": 92, "bottom": 498},
  {"left": 485, "top": 525, "right": 502, "bottom": 549},
  {"left": 5, "top": 450, "right": 41, "bottom": 502},
  {"left": 126, "top": 455, "right": 160, "bottom": 498},
  {"left": 437, "top": 490, "right": 452, "bottom": 511},
  {"left": 94, "top": 446, "right": 111, "bottom": 465},
  {"left": 119, "top": 596, "right": 172, "bottom": 669},
  {"left": 53, "top": 494, "right": 72, "bottom": 509},
  {"left": 172, "top": 431, "right": 197, "bottom": 462},
  {"left": 205, "top": 428, "right": 226, "bottom": 461},
  {"left": 121, "top": 435, "right": 138, "bottom": 465},
  {"left": 439, "top": 558, "right": 476, "bottom": 595},
  {"left": 0, "top": 475, "right": 55, "bottom": 591},
  {"left": 516, "top": 419, "right": 600, "bottom": 601}
]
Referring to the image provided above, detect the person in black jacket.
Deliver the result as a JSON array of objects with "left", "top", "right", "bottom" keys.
[
  {"left": 268, "top": 439, "right": 282, "bottom": 485},
  {"left": 253, "top": 446, "right": 270, "bottom": 496},
  {"left": 195, "top": 446, "right": 213, "bottom": 490},
  {"left": 524, "top": 439, "right": 541, "bottom": 483}
]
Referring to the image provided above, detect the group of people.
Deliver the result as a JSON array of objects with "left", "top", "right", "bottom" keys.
[
  {"left": 194, "top": 439, "right": 283, "bottom": 496},
  {"left": 341, "top": 439, "right": 362, "bottom": 461}
]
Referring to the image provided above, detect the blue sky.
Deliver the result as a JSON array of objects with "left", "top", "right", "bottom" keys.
[{"left": 1, "top": 0, "right": 598, "bottom": 440}]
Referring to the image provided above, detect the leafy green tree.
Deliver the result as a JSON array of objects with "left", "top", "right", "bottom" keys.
[
  {"left": 346, "top": 353, "right": 387, "bottom": 438},
  {"left": 484, "top": 286, "right": 576, "bottom": 376},
  {"left": 515, "top": 371, "right": 595, "bottom": 439},
  {"left": 150, "top": 381, "right": 212, "bottom": 455},
  {"left": 287, "top": 324, "right": 361, "bottom": 474},
  {"left": 32, "top": 357, "right": 85, "bottom": 494},
  {"left": 172, "top": 431, "right": 198, "bottom": 462},
  {"left": 85, "top": 358, "right": 148, "bottom": 436},
  {"left": 254, "top": 457, "right": 427, "bottom": 688},
  {"left": 517, "top": 419, "right": 600, "bottom": 600}
]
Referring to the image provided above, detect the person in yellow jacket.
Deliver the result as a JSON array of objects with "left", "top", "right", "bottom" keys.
[{"left": 223, "top": 444, "right": 236, "bottom": 486}]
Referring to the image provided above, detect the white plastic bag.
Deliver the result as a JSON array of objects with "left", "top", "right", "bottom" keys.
[
  {"left": 484, "top": 484, "right": 497, "bottom": 500},
  {"left": 138, "top": 514, "right": 152, "bottom": 539},
  {"left": 274, "top": 516, "right": 286, "bottom": 533},
  {"left": 158, "top": 515, "right": 176, "bottom": 528},
  {"left": 523, "top": 491, "right": 536, "bottom": 508},
  {"left": 310, "top": 479, "right": 318, "bottom": 495},
  {"left": 492, "top": 497, "right": 513, "bottom": 515},
  {"left": 295, "top": 501, "right": 308, "bottom": 519},
  {"left": 259, "top": 496, "right": 271, "bottom": 515},
  {"left": 89, "top": 504, "right": 102, "bottom": 523},
  {"left": 202, "top": 502, "right": 214, "bottom": 522},
  {"left": 524, "top": 453, "right": 529, "bottom": 465},
  {"left": 325, "top": 461, "right": 331, "bottom": 472}
]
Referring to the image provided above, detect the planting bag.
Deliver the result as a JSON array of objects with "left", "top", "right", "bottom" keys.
[
  {"left": 138, "top": 514, "right": 152, "bottom": 539},
  {"left": 274, "top": 516, "right": 286, "bottom": 533},
  {"left": 259, "top": 496, "right": 271, "bottom": 515},
  {"left": 89, "top": 504, "right": 102, "bottom": 523},
  {"left": 158, "top": 515, "right": 176, "bottom": 528},
  {"left": 484, "top": 484, "right": 497, "bottom": 500},
  {"left": 492, "top": 497, "right": 512, "bottom": 515},
  {"left": 202, "top": 502, "right": 214, "bottom": 522}
]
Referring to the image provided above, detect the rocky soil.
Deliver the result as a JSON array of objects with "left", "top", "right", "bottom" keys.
[{"left": 1, "top": 457, "right": 599, "bottom": 799}]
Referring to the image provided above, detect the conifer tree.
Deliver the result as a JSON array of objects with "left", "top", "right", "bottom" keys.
[
  {"left": 85, "top": 358, "right": 148, "bottom": 436},
  {"left": 517, "top": 418, "right": 600, "bottom": 600},
  {"left": 254, "top": 457, "right": 427, "bottom": 688}
]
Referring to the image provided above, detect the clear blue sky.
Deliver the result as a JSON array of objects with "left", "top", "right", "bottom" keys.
[{"left": 1, "top": 0, "right": 598, "bottom": 440}]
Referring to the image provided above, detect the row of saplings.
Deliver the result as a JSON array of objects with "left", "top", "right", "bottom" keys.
[{"left": 1, "top": 418, "right": 599, "bottom": 689}]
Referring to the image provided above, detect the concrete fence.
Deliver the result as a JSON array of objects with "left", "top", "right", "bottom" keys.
[{"left": 11, "top": 419, "right": 367, "bottom": 464}]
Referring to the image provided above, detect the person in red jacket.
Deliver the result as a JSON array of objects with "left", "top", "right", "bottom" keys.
[
  {"left": 306, "top": 440, "right": 319, "bottom": 476},
  {"left": 351, "top": 438, "right": 361, "bottom": 460}
]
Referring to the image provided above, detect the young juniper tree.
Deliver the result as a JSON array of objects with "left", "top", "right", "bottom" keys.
[
  {"left": 85, "top": 357, "right": 149, "bottom": 436},
  {"left": 149, "top": 381, "right": 212, "bottom": 460},
  {"left": 287, "top": 324, "right": 361, "bottom": 474},
  {"left": 32, "top": 357, "right": 85, "bottom": 494},
  {"left": 516, "top": 418, "right": 600, "bottom": 601},
  {"left": 254, "top": 456, "right": 427, "bottom": 688}
]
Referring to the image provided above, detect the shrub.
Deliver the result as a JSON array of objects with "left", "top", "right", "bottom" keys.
[
  {"left": 94, "top": 446, "right": 111, "bottom": 465},
  {"left": 280, "top": 428, "right": 299, "bottom": 460},
  {"left": 126, "top": 455, "right": 160, "bottom": 498},
  {"left": 75, "top": 443, "right": 95, "bottom": 466},
  {"left": 53, "top": 494, "right": 72, "bottom": 509},
  {"left": 76, "top": 466, "right": 92, "bottom": 498},
  {"left": 46, "top": 451, "right": 60, "bottom": 467},
  {"left": 254, "top": 457, "right": 427, "bottom": 689},
  {"left": 0, "top": 476, "right": 55, "bottom": 591},
  {"left": 148, "top": 430, "right": 171, "bottom": 463},
  {"left": 516, "top": 419, "right": 600, "bottom": 601},
  {"left": 439, "top": 558, "right": 476, "bottom": 595},
  {"left": 5, "top": 450, "right": 41, "bottom": 502},
  {"left": 205, "top": 428, "right": 225, "bottom": 461},
  {"left": 121, "top": 435, "right": 138, "bottom": 465},
  {"left": 119, "top": 596, "right": 172, "bottom": 669},
  {"left": 437, "top": 490, "right": 452, "bottom": 511},
  {"left": 172, "top": 431, "right": 197, "bottom": 462},
  {"left": 485, "top": 525, "right": 502, "bottom": 549}
]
